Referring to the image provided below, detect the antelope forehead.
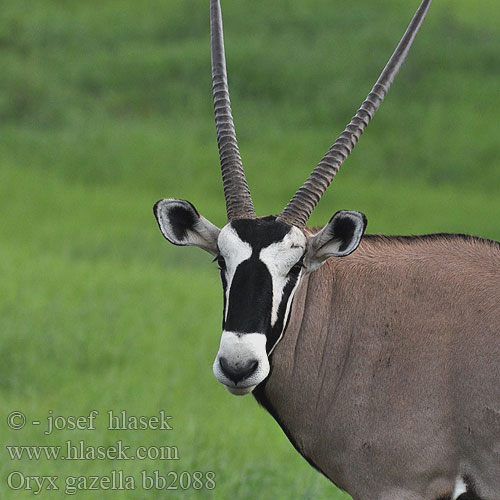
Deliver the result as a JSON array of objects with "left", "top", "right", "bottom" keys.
[{"left": 218, "top": 223, "right": 305, "bottom": 263}]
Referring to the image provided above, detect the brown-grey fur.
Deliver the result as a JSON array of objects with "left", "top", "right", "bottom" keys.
[{"left": 255, "top": 233, "right": 500, "bottom": 500}]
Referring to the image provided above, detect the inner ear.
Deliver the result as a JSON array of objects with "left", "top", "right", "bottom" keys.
[
  {"left": 165, "top": 201, "right": 199, "bottom": 242},
  {"left": 305, "top": 210, "right": 367, "bottom": 271},
  {"left": 154, "top": 198, "right": 220, "bottom": 255},
  {"left": 328, "top": 212, "right": 359, "bottom": 253}
]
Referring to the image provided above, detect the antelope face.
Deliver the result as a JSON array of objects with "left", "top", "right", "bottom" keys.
[
  {"left": 154, "top": 199, "right": 366, "bottom": 395},
  {"left": 213, "top": 217, "right": 306, "bottom": 394}
]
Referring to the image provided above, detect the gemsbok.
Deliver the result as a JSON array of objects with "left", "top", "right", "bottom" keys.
[{"left": 153, "top": 0, "right": 500, "bottom": 499}]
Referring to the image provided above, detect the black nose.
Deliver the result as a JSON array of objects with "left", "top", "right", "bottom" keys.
[{"left": 219, "top": 357, "right": 258, "bottom": 384}]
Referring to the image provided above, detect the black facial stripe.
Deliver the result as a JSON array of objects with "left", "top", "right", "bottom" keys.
[
  {"left": 220, "top": 271, "right": 228, "bottom": 330},
  {"left": 225, "top": 259, "right": 273, "bottom": 333}
]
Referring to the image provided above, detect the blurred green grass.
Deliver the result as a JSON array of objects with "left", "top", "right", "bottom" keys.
[{"left": 0, "top": 1, "right": 498, "bottom": 499}]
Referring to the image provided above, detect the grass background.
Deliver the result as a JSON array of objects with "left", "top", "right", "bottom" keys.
[{"left": 1, "top": 0, "right": 498, "bottom": 498}]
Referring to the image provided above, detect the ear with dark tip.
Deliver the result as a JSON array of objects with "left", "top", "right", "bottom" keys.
[
  {"left": 304, "top": 210, "right": 367, "bottom": 272},
  {"left": 153, "top": 199, "right": 221, "bottom": 256}
]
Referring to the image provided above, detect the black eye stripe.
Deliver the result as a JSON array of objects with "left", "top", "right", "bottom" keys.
[
  {"left": 213, "top": 254, "right": 227, "bottom": 270},
  {"left": 220, "top": 271, "right": 228, "bottom": 330},
  {"left": 266, "top": 270, "right": 301, "bottom": 353}
]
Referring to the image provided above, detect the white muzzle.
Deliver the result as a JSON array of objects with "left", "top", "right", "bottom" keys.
[{"left": 213, "top": 331, "right": 270, "bottom": 395}]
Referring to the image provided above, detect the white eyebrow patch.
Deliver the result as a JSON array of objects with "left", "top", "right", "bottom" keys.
[
  {"left": 259, "top": 227, "right": 306, "bottom": 326},
  {"left": 217, "top": 225, "right": 252, "bottom": 321}
]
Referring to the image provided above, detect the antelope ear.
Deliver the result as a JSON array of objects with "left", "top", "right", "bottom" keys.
[
  {"left": 153, "top": 199, "right": 220, "bottom": 256},
  {"left": 304, "top": 210, "right": 367, "bottom": 272}
]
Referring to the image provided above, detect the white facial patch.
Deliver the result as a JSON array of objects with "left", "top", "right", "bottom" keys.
[
  {"left": 217, "top": 225, "right": 252, "bottom": 321},
  {"left": 259, "top": 226, "right": 306, "bottom": 326},
  {"left": 213, "top": 331, "right": 270, "bottom": 395}
]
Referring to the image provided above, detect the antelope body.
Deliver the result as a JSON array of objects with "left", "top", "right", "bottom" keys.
[
  {"left": 255, "top": 234, "right": 500, "bottom": 500},
  {"left": 153, "top": 1, "right": 500, "bottom": 499}
]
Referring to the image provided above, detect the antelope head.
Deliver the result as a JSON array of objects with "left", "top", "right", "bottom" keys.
[{"left": 154, "top": 0, "right": 432, "bottom": 395}]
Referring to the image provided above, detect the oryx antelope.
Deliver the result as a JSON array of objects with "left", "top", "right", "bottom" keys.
[{"left": 153, "top": 1, "right": 500, "bottom": 499}]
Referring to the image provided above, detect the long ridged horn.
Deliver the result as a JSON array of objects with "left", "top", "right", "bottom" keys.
[
  {"left": 210, "top": 0, "right": 255, "bottom": 221},
  {"left": 278, "top": 0, "right": 432, "bottom": 228}
]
